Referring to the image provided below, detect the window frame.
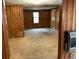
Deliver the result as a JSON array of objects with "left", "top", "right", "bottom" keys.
[{"left": 33, "top": 12, "right": 39, "bottom": 24}]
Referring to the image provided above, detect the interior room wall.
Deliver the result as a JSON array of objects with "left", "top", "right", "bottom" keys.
[
  {"left": 23, "top": 10, "right": 51, "bottom": 29},
  {"left": 56, "top": 8, "right": 59, "bottom": 30},
  {"left": 6, "top": 5, "right": 24, "bottom": 38},
  {"left": 58, "top": 0, "right": 76, "bottom": 59},
  {"left": 2, "top": 1, "right": 10, "bottom": 59},
  {"left": 51, "top": 8, "right": 59, "bottom": 30}
]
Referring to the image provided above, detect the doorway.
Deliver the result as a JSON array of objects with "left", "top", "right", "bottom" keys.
[
  {"left": 4, "top": 0, "right": 62, "bottom": 59},
  {"left": 3, "top": 0, "right": 76, "bottom": 59}
]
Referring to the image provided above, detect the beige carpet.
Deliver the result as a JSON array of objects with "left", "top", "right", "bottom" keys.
[{"left": 9, "top": 28, "right": 58, "bottom": 59}]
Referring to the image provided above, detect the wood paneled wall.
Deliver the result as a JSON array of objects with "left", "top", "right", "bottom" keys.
[
  {"left": 23, "top": 10, "right": 51, "bottom": 29},
  {"left": 23, "top": 10, "right": 33, "bottom": 29},
  {"left": 6, "top": 5, "right": 24, "bottom": 38},
  {"left": 39, "top": 10, "right": 51, "bottom": 28},
  {"left": 58, "top": 0, "right": 76, "bottom": 59},
  {"left": 2, "top": 0, "right": 10, "bottom": 59}
]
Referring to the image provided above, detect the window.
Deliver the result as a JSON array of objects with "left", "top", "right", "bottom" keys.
[{"left": 33, "top": 12, "right": 39, "bottom": 23}]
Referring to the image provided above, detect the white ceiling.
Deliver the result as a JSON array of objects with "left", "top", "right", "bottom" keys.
[
  {"left": 5, "top": 0, "right": 62, "bottom": 6},
  {"left": 5, "top": 0, "right": 62, "bottom": 9}
]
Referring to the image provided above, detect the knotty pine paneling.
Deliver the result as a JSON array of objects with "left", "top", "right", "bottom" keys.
[
  {"left": 58, "top": 0, "right": 76, "bottom": 59},
  {"left": 6, "top": 5, "right": 24, "bottom": 38}
]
